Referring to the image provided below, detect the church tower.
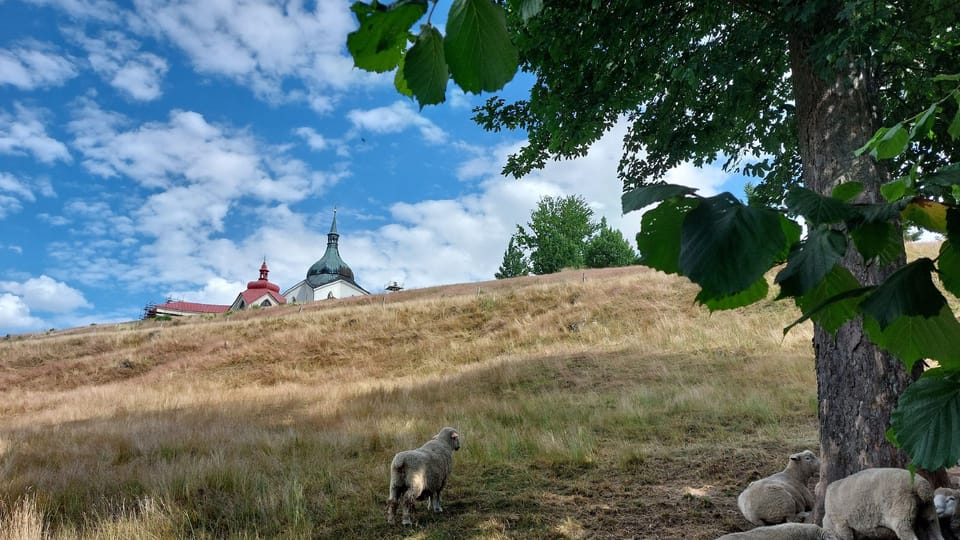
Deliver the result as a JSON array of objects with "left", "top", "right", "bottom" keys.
[{"left": 282, "top": 211, "right": 369, "bottom": 303}]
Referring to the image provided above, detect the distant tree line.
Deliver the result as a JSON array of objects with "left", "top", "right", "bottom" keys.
[{"left": 495, "top": 195, "right": 638, "bottom": 279}]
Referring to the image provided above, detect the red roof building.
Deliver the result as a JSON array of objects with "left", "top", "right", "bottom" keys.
[
  {"left": 229, "top": 260, "right": 287, "bottom": 311},
  {"left": 152, "top": 301, "right": 230, "bottom": 317}
]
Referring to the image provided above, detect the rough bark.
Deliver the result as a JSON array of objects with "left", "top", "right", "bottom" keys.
[{"left": 787, "top": 32, "right": 917, "bottom": 523}]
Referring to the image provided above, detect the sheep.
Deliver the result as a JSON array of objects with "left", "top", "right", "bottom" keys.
[
  {"left": 738, "top": 450, "right": 820, "bottom": 526},
  {"left": 935, "top": 487, "right": 960, "bottom": 540},
  {"left": 716, "top": 523, "right": 839, "bottom": 540},
  {"left": 386, "top": 427, "right": 461, "bottom": 526},
  {"left": 822, "top": 467, "right": 944, "bottom": 540}
]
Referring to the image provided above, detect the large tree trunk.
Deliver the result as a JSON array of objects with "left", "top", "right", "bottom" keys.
[{"left": 787, "top": 33, "right": 918, "bottom": 522}]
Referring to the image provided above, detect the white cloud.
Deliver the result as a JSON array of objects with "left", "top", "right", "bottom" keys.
[
  {"left": 67, "top": 29, "right": 168, "bottom": 101},
  {"left": 165, "top": 277, "right": 243, "bottom": 305},
  {"left": 347, "top": 101, "right": 448, "bottom": 144},
  {"left": 0, "top": 42, "right": 77, "bottom": 90},
  {"left": 0, "top": 275, "right": 91, "bottom": 313},
  {"left": 295, "top": 126, "right": 327, "bottom": 151},
  {"left": 0, "top": 293, "right": 44, "bottom": 332},
  {"left": 23, "top": 0, "right": 120, "bottom": 22},
  {"left": 0, "top": 104, "right": 72, "bottom": 164},
  {"left": 131, "top": 0, "right": 368, "bottom": 108}
]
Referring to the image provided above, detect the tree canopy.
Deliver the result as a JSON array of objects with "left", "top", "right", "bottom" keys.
[
  {"left": 514, "top": 194, "right": 597, "bottom": 275},
  {"left": 347, "top": 0, "right": 960, "bottom": 479}
]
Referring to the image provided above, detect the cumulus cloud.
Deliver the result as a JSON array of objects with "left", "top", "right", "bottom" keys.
[
  {"left": 0, "top": 104, "right": 72, "bottom": 164},
  {"left": 0, "top": 41, "right": 77, "bottom": 90},
  {"left": 165, "top": 277, "right": 243, "bottom": 305},
  {"left": 0, "top": 293, "right": 44, "bottom": 331},
  {"left": 131, "top": 0, "right": 368, "bottom": 108},
  {"left": 295, "top": 126, "right": 327, "bottom": 151},
  {"left": 0, "top": 275, "right": 91, "bottom": 313},
  {"left": 347, "top": 101, "right": 448, "bottom": 144},
  {"left": 67, "top": 29, "right": 168, "bottom": 100}
]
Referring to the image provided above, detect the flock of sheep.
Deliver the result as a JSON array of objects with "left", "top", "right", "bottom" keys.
[{"left": 384, "top": 431, "right": 960, "bottom": 539}]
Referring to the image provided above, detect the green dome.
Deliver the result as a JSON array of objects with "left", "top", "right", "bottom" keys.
[{"left": 306, "top": 212, "right": 357, "bottom": 288}]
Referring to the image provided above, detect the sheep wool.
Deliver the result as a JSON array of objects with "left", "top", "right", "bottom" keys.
[
  {"left": 822, "top": 467, "right": 944, "bottom": 540},
  {"left": 716, "top": 523, "right": 839, "bottom": 540},
  {"left": 386, "top": 427, "right": 461, "bottom": 526},
  {"left": 737, "top": 450, "right": 820, "bottom": 526},
  {"left": 936, "top": 487, "right": 960, "bottom": 519}
]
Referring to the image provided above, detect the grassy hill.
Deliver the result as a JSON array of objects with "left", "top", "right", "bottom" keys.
[{"left": 1, "top": 262, "right": 829, "bottom": 539}]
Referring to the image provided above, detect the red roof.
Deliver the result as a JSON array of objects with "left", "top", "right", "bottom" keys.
[
  {"left": 238, "top": 289, "right": 286, "bottom": 306},
  {"left": 155, "top": 301, "right": 230, "bottom": 314}
]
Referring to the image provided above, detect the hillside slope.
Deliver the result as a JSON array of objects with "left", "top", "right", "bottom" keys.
[{"left": 0, "top": 265, "right": 819, "bottom": 539}]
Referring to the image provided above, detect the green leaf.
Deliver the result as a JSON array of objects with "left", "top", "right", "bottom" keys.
[
  {"left": 445, "top": 0, "right": 519, "bottom": 94},
  {"left": 347, "top": 0, "right": 428, "bottom": 73},
  {"left": 919, "top": 163, "right": 960, "bottom": 189},
  {"left": 777, "top": 215, "right": 803, "bottom": 262},
  {"left": 950, "top": 98, "right": 960, "bottom": 141},
  {"left": 890, "top": 370, "right": 960, "bottom": 471},
  {"left": 949, "top": 208, "right": 960, "bottom": 246},
  {"left": 849, "top": 221, "right": 904, "bottom": 265},
  {"left": 636, "top": 198, "right": 699, "bottom": 275},
  {"left": 785, "top": 187, "right": 854, "bottom": 225},
  {"left": 679, "top": 193, "right": 788, "bottom": 296},
  {"left": 860, "top": 258, "right": 945, "bottom": 329},
  {"left": 864, "top": 307, "right": 960, "bottom": 370},
  {"left": 696, "top": 275, "right": 768, "bottom": 311},
  {"left": 939, "top": 241, "right": 960, "bottom": 298},
  {"left": 876, "top": 122, "right": 910, "bottom": 159},
  {"left": 394, "top": 54, "right": 413, "bottom": 97},
  {"left": 902, "top": 199, "right": 949, "bottom": 233},
  {"left": 404, "top": 25, "right": 448, "bottom": 107},
  {"left": 933, "top": 73, "right": 960, "bottom": 82},
  {"left": 511, "top": 0, "right": 544, "bottom": 22},
  {"left": 832, "top": 182, "right": 863, "bottom": 202},
  {"left": 910, "top": 103, "right": 938, "bottom": 139},
  {"left": 791, "top": 265, "right": 866, "bottom": 335},
  {"left": 775, "top": 226, "right": 847, "bottom": 298},
  {"left": 855, "top": 127, "right": 887, "bottom": 157},
  {"left": 621, "top": 184, "right": 698, "bottom": 214},
  {"left": 880, "top": 178, "right": 908, "bottom": 202}
]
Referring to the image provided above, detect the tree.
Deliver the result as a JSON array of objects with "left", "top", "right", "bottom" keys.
[
  {"left": 347, "top": 0, "right": 960, "bottom": 519},
  {"left": 495, "top": 234, "right": 531, "bottom": 279},
  {"left": 515, "top": 194, "right": 597, "bottom": 274},
  {"left": 586, "top": 217, "right": 637, "bottom": 269}
]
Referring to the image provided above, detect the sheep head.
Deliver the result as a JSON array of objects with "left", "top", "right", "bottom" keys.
[
  {"left": 435, "top": 427, "right": 461, "bottom": 451},
  {"left": 789, "top": 450, "right": 819, "bottom": 478},
  {"left": 935, "top": 487, "right": 960, "bottom": 518}
]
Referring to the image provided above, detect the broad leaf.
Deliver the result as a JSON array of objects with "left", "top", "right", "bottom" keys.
[
  {"left": 785, "top": 187, "right": 854, "bottom": 225},
  {"left": 791, "top": 265, "right": 865, "bottom": 335},
  {"left": 622, "top": 183, "right": 698, "bottom": 214},
  {"left": 849, "top": 221, "right": 903, "bottom": 264},
  {"left": 855, "top": 126, "right": 888, "bottom": 157},
  {"left": 951, "top": 97, "right": 960, "bottom": 140},
  {"left": 860, "top": 258, "right": 945, "bottom": 329},
  {"left": 347, "top": 0, "right": 427, "bottom": 73},
  {"left": 404, "top": 25, "right": 448, "bottom": 107},
  {"left": 902, "top": 199, "right": 949, "bottom": 233},
  {"left": 696, "top": 276, "right": 769, "bottom": 311},
  {"left": 775, "top": 226, "right": 847, "bottom": 298},
  {"left": 394, "top": 54, "right": 413, "bottom": 97},
  {"left": 853, "top": 200, "right": 907, "bottom": 224},
  {"left": 679, "top": 193, "right": 788, "bottom": 296},
  {"left": 890, "top": 370, "right": 960, "bottom": 471},
  {"left": 933, "top": 74, "right": 960, "bottom": 82},
  {"left": 445, "top": 0, "right": 518, "bottom": 94},
  {"left": 509, "top": 0, "right": 544, "bottom": 22},
  {"left": 949, "top": 208, "right": 960, "bottom": 245},
  {"left": 864, "top": 306, "right": 960, "bottom": 370},
  {"left": 910, "top": 103, "right": 938, "bottom": 139},
  {"left": 876, "top": 122, "right": 909, "bottom": 159},
  {"left": 920, "top": 163, "right": 960, "bottom": 190},
  {"left": 880, "top": 178, "right": 909, "bottom": 202},
  {"left": 939, "top": 241, "right": 960, "bottom": 298},
  {"left": 777, "top": 214, "right": 803, "bottom": 263},
  {"left": 832, "top": 182, "right": 863, "bottom": 202},
  {"left": 636, "top": 198, "right": 699, "bottom": 275}
]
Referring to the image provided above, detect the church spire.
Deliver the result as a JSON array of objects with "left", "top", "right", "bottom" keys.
[{"left": 305, "top": 210, "right": 356, "bottom": 288}]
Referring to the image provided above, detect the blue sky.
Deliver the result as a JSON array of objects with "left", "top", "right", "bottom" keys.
[{"left": 0, "top": 0, "right": 749, "bottom": 336}]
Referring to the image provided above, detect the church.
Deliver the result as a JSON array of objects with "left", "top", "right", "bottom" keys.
[{"left": 283, "top": 211, "right": 370, "bottom": 302}]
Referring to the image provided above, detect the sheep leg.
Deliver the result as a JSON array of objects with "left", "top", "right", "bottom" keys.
[
  {"left": 430, "top": 491, "right": 444, "bottom": 513},
  {"left": 401, "top": 492, "right": 417, "bottom": 526},
  {"left": 887, "top": 521, "right": 919, "bottom": 540},
  {"left": 386, "top": 499, "right": 398, "bottom": 524}
]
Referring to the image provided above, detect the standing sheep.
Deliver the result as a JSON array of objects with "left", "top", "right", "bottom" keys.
[
  {"left": 716, "top": 523, "right": 838, "bottom": 540},
  {"left": 386, "top": 427, "right": 461, "bottom": 526},
  {"left": 738, "top": 450, "right": 820, "bottom": 526},
  {"left": 822, "top": 467, "right": 944, "bottom": 540}
]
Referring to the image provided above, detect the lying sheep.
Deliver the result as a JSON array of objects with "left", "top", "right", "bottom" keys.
[
  {"left": 738, "top": 450, "right": 820, "bottom": 525},
  {"left": 386, "top": 427, "right": 461, "bottom": 526},
  {"left": 935, "top": 487, "right": 960, "bottom": 540},
  {"left": 716, "top": 523, "right": 838, "bottom": 540},
  {"left": 822, "top": 467, "right": 944, "bottom": 540}
]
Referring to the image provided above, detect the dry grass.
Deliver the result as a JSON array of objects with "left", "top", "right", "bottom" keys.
[{"left": 1, "top": 265, "right": 821, "bottom": 539}]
